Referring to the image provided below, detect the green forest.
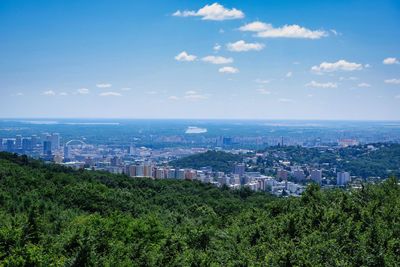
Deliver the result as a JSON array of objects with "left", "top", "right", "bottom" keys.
[
  {"left": 261, "top": 143, "right": 400, "bottom": 179},
  {"left": 170, "top": 150, "right": 242, "bottom": 173},
  {"left": 0, "top": 152, "right": 399, "bottom": 266}
]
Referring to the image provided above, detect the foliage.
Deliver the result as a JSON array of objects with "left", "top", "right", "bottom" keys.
[
  {"left": 260, "top": 143, "right": 400, "bottom": 178},
  {"left": 170, "top": 150, "right": 242, "bottom": 173},
  {"left": 0, "top": 152, "right": 399, "bottom": 266}
]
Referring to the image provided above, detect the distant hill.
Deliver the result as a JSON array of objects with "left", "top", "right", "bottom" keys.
[
  {"left": 259, "top": 143, "right": 400, "bottom": 178},
  {"left": 169, "top": 150, "right": 242, "bottom": 172},
  {"left": 0, "top": 152, "right": 399, "bottom": 266}
]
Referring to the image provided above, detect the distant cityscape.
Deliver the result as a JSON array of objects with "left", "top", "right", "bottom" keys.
[{"left": 2, "top": 122, "right": 394, "bottom": 197}]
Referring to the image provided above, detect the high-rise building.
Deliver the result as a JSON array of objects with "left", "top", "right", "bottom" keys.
[
  {"left": 167, "top": 169, "right": 176, "bottom": 179},
  {"left": 177, "top": 169, "right": 185, "bottom": 179},
  {"left": 128, "top": 165, "right": 136, "bottom": 177},
  {"left": 155, "top": 168, "right": 164, "bottom": 179},
  {"left": 231, "top": 174, "right": 241, "bottom": 185},
  {"left": 337, "top": 171, "right": 350, "bottom": 186},
  {"left": 143, "top": 164, "right": 152, "bottom": 177},
  {"left": 6, "top": 139, "right": 15, "bottom": 152},
  {"left": 110, "top": 156, "right": 121, "bottom": 166},
  {"left": 43, "top": 140, "right": 52, "bottom": 156},
  {"left": 0, "top": 138, "right": 3, "bottom": 151},
  {"left": 64, "top": 145, "right": 71, "bottom": 160},
  {"left": 51, "top": 133, "right": 60, "bottom": 151},
  {"left": 22, "top": 138, "right": 32, "bottom": 151},
  {"left": 135, "top": 165, "right": 144, "bottom": 177},
  {"left": 233, "top": 163, "right": 245, "bottom": 176},
  {"left": 15, "top": 135, "right": 22, "bottom": 148},
  {"left": 31, "top": 135, "right": 38, "bottom": 146},
  {"left": 310, "top": 170, "right": 322, "bottom": 184},
  {"left": 129, "top": 144, "right": 135, "bottom": 155}
]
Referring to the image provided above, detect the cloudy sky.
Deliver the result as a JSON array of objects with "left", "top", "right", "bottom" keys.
[{"left": 1, "top": 0, "right": 399, "bottom": 120}]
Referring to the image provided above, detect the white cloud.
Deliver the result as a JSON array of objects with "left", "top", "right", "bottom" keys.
[
  {"left": 99, "top": 92, "right": 122, "bottom": 97},
  {"left": 255, "top": 79, "right": 270, "bottom": 84},
  {"left": 16, "top": 92, "right": 24, "bottom": 96},
  {"left": 339, "top": 76, "right": 358, "bottom": 81},
  {"left": 183, "top": 90, "right": 208, "bottom": 100},
  {"left": 213, "top": 43, "right": 221, "bottom": 52},
  {"left": 240, "top": 21, "right": 327, "bottom": 39},
  {"left": 311, "top": 60, "right": 363, "bottom": 73},
  {"left": 239, "top": 21, "right": 271, "bottom": 32},
  {"left": 77, "top": 88, "right": 89, "bottom": 94},
  {"left": 121, "top": 87, "right": 132, "bottom": 91},
  {"left": 59, "top": 92, "right": 68, "bottom": 96},
  {"left": 173, "top": 3, "right": 244, "bottom": 21},
  {"left": 146, "top": 91, "right": 158, "bottom": 95},
  {"left": 256, "top": 88, "right": 271, "bottom": 95},
  {"left": 42, "top": 90, "right": 56, "bottom": 96},
  {"left": 226, "top": 40, "right": 264, "bottom": 52},
  {"left": 175, "top": 51, "right": 197, "bottom": 62},
  {"left": 168, "top": 96, "right": 179, "bottom": 100},
  {"left": 286, "top": 71, "right": 292, "bottom": 78},
  {"left": 96, "top": 83, "right": 112, "bottom": 88},
  {"left": 357, "top": 83, "right": 371, "bottom": 88},
  {"left": 258, "top": 25, "right": 327, "bottom": 39},
  {"left": 202, "top": 55, "right": 233, "bottom": 64},
  {"left": 330, "top": 29, "right": 339, "bottom": 36},
  {"left": 278, "top": 98, "right": 294, "bottom": 103},
  {"left": 184, "top": 94, "right": 208, "bottom": 100},
  {"left": 383, "top": 57, "right": 399, "bottom": 65},
  {"left": 219, "top": 66, "right": 239, "bottom": 74},
  {"left": 306, "top": 80, "right": 338, "bottom": 88},
  {"left": 384, "top": 78, "right": 400, "bottom": 84}
]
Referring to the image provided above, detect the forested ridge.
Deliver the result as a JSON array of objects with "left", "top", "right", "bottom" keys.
[
  {"left": 170, "top": 150, "right": 242, "bottom": 173},
  {"left": 0, "top": 152, "right": 399, "bottom": 266}
]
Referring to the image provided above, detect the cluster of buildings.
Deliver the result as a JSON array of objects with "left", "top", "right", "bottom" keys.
[
  {"left": 277, "top": 167, "right": 351, "bottom": 186},
  {"left": 1, "top": 132, "right": 353, "bottom": 196},
  {"left": 0, "top": 133, "right": 60, "bottom": 160}
]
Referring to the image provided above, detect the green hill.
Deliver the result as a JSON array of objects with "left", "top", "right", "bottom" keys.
[
  {"left": 170, "top": 150, "right": 242, "bottom": 172},
  {"left": 0, "top": 152, "right": 399, "bottom": 266}
]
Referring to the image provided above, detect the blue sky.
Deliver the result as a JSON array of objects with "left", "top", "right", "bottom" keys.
[{"left": 0, "top": 0, "right": 399, "bottom": 120}]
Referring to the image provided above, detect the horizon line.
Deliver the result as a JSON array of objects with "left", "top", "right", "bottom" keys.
[{"left": 1, "top": 117, "right": 400, "bottom": 122}]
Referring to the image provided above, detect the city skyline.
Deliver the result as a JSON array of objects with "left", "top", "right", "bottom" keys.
[{"left": 1, "top": 0, "right": 400, "bottom": 120}]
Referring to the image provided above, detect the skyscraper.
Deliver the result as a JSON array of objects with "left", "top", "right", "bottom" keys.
[
  {"left": 43, "top": 140, "right": 52, "bottom": 156},
  {"left": 22, "top": 138, "right": 32, "bottom": 151},
  {"left": 233, "top": 163, "right": 245, "bottom": 176},
  {"left": 64, "top": 145, "right": 71, "bottom": 160},
  {"left": 15, "top": 135, "right": 22, "bottom": 148},
  {"left": 337, "top": 171, "right": 350, "bottom": 186},
  {"left": 6, "top": 139, "right": 15, "bottom": 152},
  {"left": 51, "top": 133, "right": 60, "bottom": 151},
  {"left": 310, "top": 170, "right": 322, "bottom": 184},
  {"left": 31, "top": 135, "right": 38, "bottom": 146}
]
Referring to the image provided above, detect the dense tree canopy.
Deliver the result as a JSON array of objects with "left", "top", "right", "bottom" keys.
[
  {"left": 259, "top": 143, "right": 400, "bottom": 179},
  {"left": 0, "top": 152, "right": 399, "bottom": 266},
  {"left": 170, "top": 150, "right": 242, "bottom": 173}
]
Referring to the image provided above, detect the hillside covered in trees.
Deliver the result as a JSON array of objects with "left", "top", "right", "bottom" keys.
[
  {"left": 257, "top": 143, "right": 400, "bottom": 179},
  {"left": 0, "top": 152, "right": 399, "bottom": 266},
  {"left": 170, "top": 150, "right": 242, "bottom": 173}
]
